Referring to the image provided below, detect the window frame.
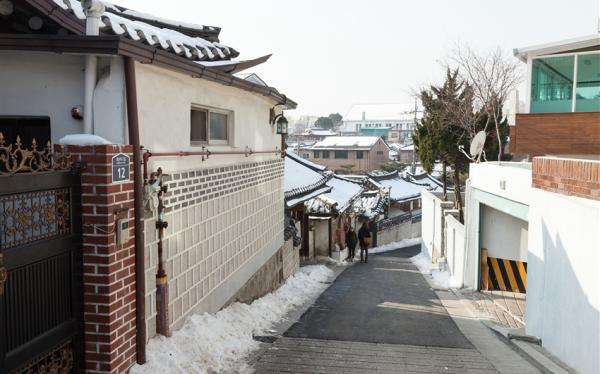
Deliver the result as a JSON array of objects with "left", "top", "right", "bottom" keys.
[
  {"left": 190, "top": 105, "right": 234, "bottom": 146},
  {"left": 528, "top": 50, "right": 600, "bottom": 113},
  {"left": 334, "top": 150, "right": 348, "bottom": 159},
  {"left": 322, "top": 150, "right": 330, "bottom": 159},
  {"left": 356, "top": 150, "right": 364, "bottom": 159}
]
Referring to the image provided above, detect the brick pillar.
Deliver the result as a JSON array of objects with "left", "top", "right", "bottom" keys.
[{"left": 66, "top": 145, "right": 138, "bottom": 373}]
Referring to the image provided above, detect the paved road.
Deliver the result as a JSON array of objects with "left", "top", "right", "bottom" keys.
[
  {"left": 284, "top": 245, "right": 472, "bottom": 348},
  {"left": 252, "top": 246, "right": 501, "bottom": 373}
]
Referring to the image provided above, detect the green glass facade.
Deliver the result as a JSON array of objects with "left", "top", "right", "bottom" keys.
[
  {"left": 530, "top": 53, "right": 600, "bottom": 113},
  {"left": 575, "top": 53, "right": 600, "bottom": 112}
]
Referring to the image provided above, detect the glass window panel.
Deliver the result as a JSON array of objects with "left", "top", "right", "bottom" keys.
[
  {"left": 530, "top": 56, "right": 574, "bottom": 113},
  {"left": 576, "top": 53, "right": 600, "bottom": 112},
  {"left": 334, "top": 150, "right": 348, "bottom": 159},
  {"left": 209, "top": 112, "right": 228, "bottom": 141},
  {"left": 356, "top": 151, "right": 364, "bottom": 159},
  {"left": 190, "top": 109, "right": 207, "bottom": 142},
  {"left": 322, "top": 151, "right": 330, "bottom": 158}
]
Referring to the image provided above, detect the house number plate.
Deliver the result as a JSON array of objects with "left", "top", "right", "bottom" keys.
[{"left": 112, "top": 153, "right": 130, "bottom": 183}]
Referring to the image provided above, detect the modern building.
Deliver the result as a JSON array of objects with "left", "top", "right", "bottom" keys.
[
  {"left": 304, "top": 136, "right": 390, "bottom": 173},
  {"left": 339, "top": 103, "right": 420, "bottom": 143},
  {"left": 0, "top": 1, "right": 297, "bottom": 372},
  {"left": 509, "top": 34, "right": 600, "bottom": 158}
]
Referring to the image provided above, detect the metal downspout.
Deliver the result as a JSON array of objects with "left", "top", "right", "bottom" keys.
[
  {"left": 124, "top": 57, "right": 146, "bottom": 364},
  {"left": 82, "top": 0, "right": 104, "bottom": 134}
]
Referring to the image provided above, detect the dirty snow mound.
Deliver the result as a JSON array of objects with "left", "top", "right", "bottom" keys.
[
  {"left": 130, "top": 265, "right": 334, "bottom": 374},
  {"left": 411, "top": 251, "right": 461, "bottom": 289}
]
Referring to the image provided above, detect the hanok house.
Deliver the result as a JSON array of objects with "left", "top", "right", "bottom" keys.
[
  {"left": 0, "top": 1, "right": 297, "bottom": 373},
  {"left": 283, "top": 150, "right": 332, "bottom": 261},
  {"left": 307, "top": 136, "right": 390, "bottom": 173}
]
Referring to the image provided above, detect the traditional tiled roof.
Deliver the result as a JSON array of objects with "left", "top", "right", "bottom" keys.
[
  {"left": 370, "top": 170, "right": 440, "bottom": 202},
  {"left": 52, "top": 0, "right": 238, "bottom": 62},
  {"left": 305, "top": 175, "right": 364, "bottom": 215},
  {"left": 312, "top": 136, "right": 382, "bottom": 150}
]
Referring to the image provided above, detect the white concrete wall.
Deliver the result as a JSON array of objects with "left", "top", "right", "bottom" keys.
[
  {"left": 135, "top": 62, "right": 281, "bottom": 172},
  {"left": 445, "top": 213, "right": 465, "bottom": 288},
  {"left": 481, "top": 205, "right": 528, "bottom": 261},
  {"left": 420, "top": 190, "right": 454, "bottom": 262},
  {"left": 469, "top": 162, "right": 532, "bottom": 206},
  {"left": 312, "top": 219, "right": 331, "bottom": 257},
  {"left": 0, "top": 51, "right": 85, "bottom": 143},
  {"left": 526, "top": 189, "right": 600, "bottom": 374}
]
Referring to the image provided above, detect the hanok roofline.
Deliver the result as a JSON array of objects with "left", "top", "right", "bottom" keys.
[{"left": 1, "top": 0, "right": 296, "bottom": 108}]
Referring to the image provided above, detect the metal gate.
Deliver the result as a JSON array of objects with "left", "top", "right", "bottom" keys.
[{"left": 0, "top": 138, "right": 83, "bottom": 373}]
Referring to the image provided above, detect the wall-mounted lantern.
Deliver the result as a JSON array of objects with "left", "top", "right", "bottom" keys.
[{"left": 275, "top": 115, "right": 288, "bottom": 135}]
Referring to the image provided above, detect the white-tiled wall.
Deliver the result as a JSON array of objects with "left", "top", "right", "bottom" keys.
[{"left": 144, "top": 158, "right": 284, "bottom": 337}]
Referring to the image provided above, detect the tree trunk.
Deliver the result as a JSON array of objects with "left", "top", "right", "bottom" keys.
[
  {"left": 453, "top": 164, "right": 464, "bottom": 223},
  {"left": 442, "top": 162, "right": 448, "bottom": 201},
  {"left": 493, "top": 109, "right": 502, "bottom": 162}
]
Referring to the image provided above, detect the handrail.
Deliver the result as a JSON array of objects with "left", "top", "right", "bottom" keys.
[{"left": 142, "top": 146, "right": 282, "bottom": 180}]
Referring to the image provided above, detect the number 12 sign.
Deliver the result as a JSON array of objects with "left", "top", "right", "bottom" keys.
[{"left": 112, "top": 153, "right": 130, "bottom": 183}]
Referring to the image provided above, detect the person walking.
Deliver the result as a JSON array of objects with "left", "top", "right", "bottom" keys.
[
  {"left": 358, "top": 221, "right": 371, "bottom": 263},
  {"left": 345, "top": 226, "right": 358, "bottom": 262}
]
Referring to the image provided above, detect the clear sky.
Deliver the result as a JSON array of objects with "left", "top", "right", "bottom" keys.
[{"left": 115, "top": 0, "right": 598, "bottom": 118}]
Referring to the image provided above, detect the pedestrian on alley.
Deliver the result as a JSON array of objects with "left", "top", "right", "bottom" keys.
[
  {"left": 345, "top": 226, "right": 358, "bottom": 262},
  {"left": 358, "top": 221, "right": 371, "bottom": 263}
]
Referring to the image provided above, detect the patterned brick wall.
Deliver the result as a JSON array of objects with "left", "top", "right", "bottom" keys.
[
  {"left": 66, "top": 145, "right": 137, "bottom": 373},
  {"left": 144, "top": 157, "right": 285, "bottom": 337},
  {"left": 532, "top": 157, "right": 600, "bottom": 200}
]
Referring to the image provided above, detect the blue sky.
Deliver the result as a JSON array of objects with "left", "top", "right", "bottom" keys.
[{"left": 115, "top": 0, "right": 599, "bottom": 117}]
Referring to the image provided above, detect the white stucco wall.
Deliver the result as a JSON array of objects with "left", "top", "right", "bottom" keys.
[
  {"left": 469, "top": 162, "right": 532, "bottom": 206},
  {"left": 0, "top": 51, "right": 85, "bottom": 143},
  {"left": 420, "top": 190, "right": 454, "bottom": 262},
  {"left": 135, "top": 62, "right": 281, "bottom": 172},
  {"left": 526, "top": 189, "right": 600, "bottom": 374},
  {"left": 135, "top": 62, "right": 287, "bottom": 336},
  {"left": 481, "top": 205, "right": 528, "bottom": 261},
  {"left": 377, "top": 220, "right": 421, "bottom": 246}
]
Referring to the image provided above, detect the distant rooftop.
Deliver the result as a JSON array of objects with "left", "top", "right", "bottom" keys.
[
  {"left": 344, "top": 103, "right": 421, "bottom": 121},
  {"left": 312, "top": 136, "right": 383, "bottom": 150}
]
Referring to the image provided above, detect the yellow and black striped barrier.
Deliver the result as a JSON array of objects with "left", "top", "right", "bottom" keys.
[{"left": 480, "top": 249, "right": 527, "bottom": 293}]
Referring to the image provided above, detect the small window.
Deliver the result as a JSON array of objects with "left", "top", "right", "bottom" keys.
[
  {"left": 322, "top": 151, "right": 330, "bottom": 159},
  {"left": 356, "top": 151, "right": 364, "bottom": 159},
  {"left": 377, "top": 151, "right": 384, "bottom": 156},
  {"left": 191, "top": 106, "right": 232, "bottom": 145},
  {"left": 314, "top": 151, "right": 320, "bottom": 158},
  {"left": 302, "top": 153, "right": 310, "bottom": 159},
  {"left": 334, "top": 150, "right": 348, "bottom": 159}
]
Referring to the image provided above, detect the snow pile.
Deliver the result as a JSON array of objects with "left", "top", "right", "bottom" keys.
[
  {"left": 410, "top": 251, "right": 461, "bottom": 289},
  {"left": 369, "top": 238, "right": 422, "bottom": 254},
  {"left": 130, "top": 265, "right": 334, "bottom": 374},
  {"left": 58, "top": 134, "right": 112, "bottom": 145}
]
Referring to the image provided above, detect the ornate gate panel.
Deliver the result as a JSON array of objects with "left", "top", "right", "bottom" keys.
[{"left": 0, "top": 138, "right": 83, "bottom": 373}]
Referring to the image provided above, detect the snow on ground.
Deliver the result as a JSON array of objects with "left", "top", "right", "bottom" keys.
[
  {"left": 130, "top": 265, "right": 334, "bottom": 374},
  {"left": 369, "top": 238, "right": 422, "bottom": 254},
  {"left": 410, "top": 251, "right": 461, "bottom": 289}
]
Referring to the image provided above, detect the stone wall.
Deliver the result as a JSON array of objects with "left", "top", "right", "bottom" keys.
[
  {"left": 377, "top": 219, "right": 421, "bottom": 246},
  {"left": 144, "top": 158, "right": 285, "bottom": 338}
]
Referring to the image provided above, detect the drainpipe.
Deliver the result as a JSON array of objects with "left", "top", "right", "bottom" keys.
[
  {"left": 82, "top": 0, "right": 104, "bottom": 134},
  {"left": 124, "top": 57, "right": 146, "bottom": 363}
]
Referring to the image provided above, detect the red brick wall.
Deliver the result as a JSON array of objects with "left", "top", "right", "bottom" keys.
[
  {"left": 532, "top": 157, "right": 600, "bottom": 200},
  {"left": 67, "top": 145, "right": 138, "bottom": 373}
]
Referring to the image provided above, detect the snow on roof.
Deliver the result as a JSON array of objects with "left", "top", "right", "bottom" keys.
[
  {"left": 352, "top": 192, "right": 387, "bottom": 220},
  {"left": 514, "top": 34, "right": 600, "bottom": 62},
  {"left": 234, "top": 72, "right": 268, "bottom": 87},
  {"left": 409, "top": 174, "right": 445, "bottom": 191},
  {"left": 285, "top": 149, "right": 328, "bottom": 172},
  {"left": 305, "top": 176, "right": 363, "bottom": 214},
  {"left": 304, "top": 129, "right": 337, "bottom": 136},
  {"left": 284, "top": 155, "right": 329, "bottom": 202},
  {"left": 312, "top": 136, "right": 381, "bottom": 149},
  {"left": 344, "top": 103, "right": 420, "bottom": 121},
  {"left": 400, "top": 144, "right": 414, "bottom": 151},
  {"left": 53, "top": 0, "right": 238, "bottom": 62}
]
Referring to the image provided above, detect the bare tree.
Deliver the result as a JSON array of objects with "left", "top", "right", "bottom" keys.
[{"left": 450, "top": 44, "right": 522, "bottom": 161}]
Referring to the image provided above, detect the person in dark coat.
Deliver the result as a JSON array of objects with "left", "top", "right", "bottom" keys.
[
  {"left": 345, "top": 226, "right": 358, "bottom": 261},
  {"left": 358, "top": 221, "right": 371, "bottom": 263}
]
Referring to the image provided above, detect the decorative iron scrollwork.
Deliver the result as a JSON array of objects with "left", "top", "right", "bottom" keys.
[
  {"left": 0, "top": 253, "right": 6, "bottom": 296},
  {"left": 0, "top": 188, "right": 71, "bottom": 249},
  {"left": 0, "top": 132, "right": 72, "bottom": 175},
  {"left": 13, "top": 341, "right": 73, "bottom": 374}
]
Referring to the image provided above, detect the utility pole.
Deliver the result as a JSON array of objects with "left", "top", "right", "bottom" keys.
[{"left": 411, "top": 98, "right": 418, "bottom": 175}]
